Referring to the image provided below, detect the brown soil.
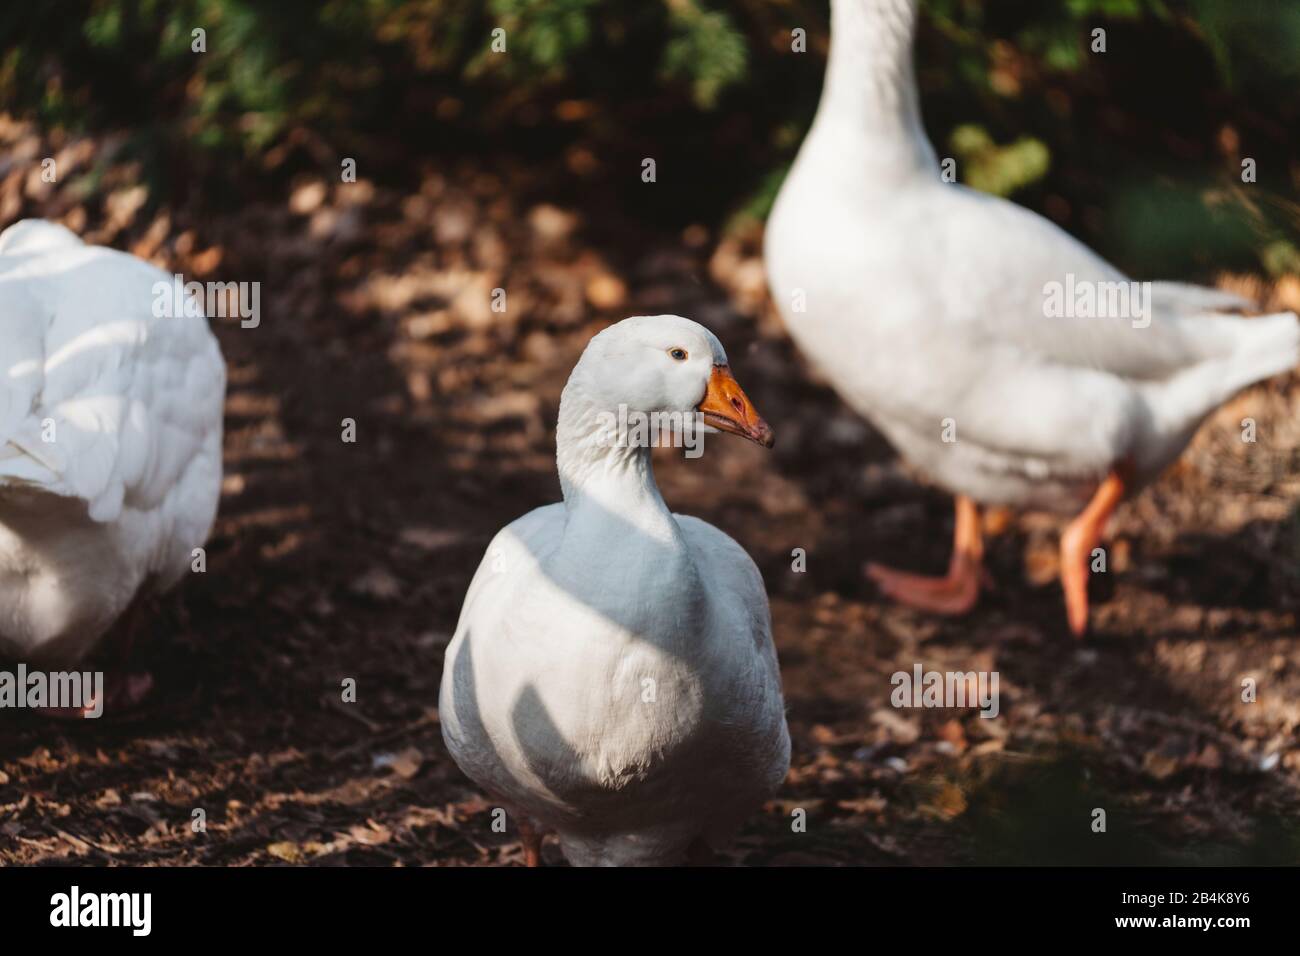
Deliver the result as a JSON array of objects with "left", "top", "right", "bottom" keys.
[{"left": 2, "top": 119, "right": 1299, "bottom": 866}]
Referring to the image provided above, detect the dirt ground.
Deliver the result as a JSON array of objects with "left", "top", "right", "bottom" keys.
[{"left": 2, "top": 118, "right": 1299, "bottom": 866}]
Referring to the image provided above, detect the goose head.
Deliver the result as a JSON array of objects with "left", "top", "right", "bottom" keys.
[{"left": 569, "top": 314, "right": 774, "bottom": 449}]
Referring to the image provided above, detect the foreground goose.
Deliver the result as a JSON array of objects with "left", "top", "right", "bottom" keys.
[
  {"left": 766, "top": 0, "right": 1300, "bottom": 634},
  {"left": 440, "top": 315, "right": 790, "bottom": 866},
  {"left": 0, "top": 220, "right": 225, "bottom": 713}
]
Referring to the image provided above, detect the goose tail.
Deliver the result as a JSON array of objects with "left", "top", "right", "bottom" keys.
[
  {"left": 1153, "top": 311, "right": 1299, "bottom": 435},
  {"left": 1149, "top": 281, "right": 1256, "bottom": 314},
  {"left": 1214, "top": 310, "right": 1300, "bottom": 398}
]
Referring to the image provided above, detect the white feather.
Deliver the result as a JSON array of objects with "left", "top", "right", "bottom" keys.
[
  {"left": 766, "top": 0, "right": 1299, "bottom": 512},
  {"left": 439, "top": 316, "right": 790, "bottom": 866},
  {"left": 0, "top": 220, "right": 225, "bottom": 664}
]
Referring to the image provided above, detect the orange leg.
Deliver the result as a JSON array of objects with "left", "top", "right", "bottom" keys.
[
  {"left": 517, "top": 815, "right": 544, "bottom": 868},
  {"left": 866, "top": 495, "right": 983, "bottom": 616},
  {"left": 36, "top": 597, "right": 154, "bottom": 720},
  {"left": 1060, "top": 468, "right": 1129, "bottom": 638}
]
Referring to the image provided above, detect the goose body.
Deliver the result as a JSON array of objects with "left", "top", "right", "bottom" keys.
[
  {"left": 439, "top": 315, "right": 789, "bottom": 866},
  {"left": 765, "top": 0, "right": 1299, "bottom": 630},
  {"left": 0, "top": 220, "right": 225, "bottom": 667},
  {"left": 768, "top": 0, "right": 1298, "bottom": 510}
]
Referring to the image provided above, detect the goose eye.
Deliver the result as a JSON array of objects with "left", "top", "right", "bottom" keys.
[{"left": 669, "top": 348, "right": 688, "bottom": 361}]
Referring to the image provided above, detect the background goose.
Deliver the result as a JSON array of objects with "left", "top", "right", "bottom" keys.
[
  {"left": 766, "top": 0, "right": 1300, "bottom": 635},
  {"left": 0, "top": 219, "right": 225, "bottom": 713},
  {"left": 439, "top": 315, "right": 789, "bottom": 866}
]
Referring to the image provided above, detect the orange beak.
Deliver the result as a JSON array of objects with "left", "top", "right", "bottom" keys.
[{"left": 696, "top": 365, "right": 775, "bottom": 448}]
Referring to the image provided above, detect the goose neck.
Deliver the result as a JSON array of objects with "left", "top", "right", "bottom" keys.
[
  {"left": 554, "top": 384, "right": 682, "bottom": 548},
  {"left": 818, "top": 0, "right": 934, "bottom": 172}
]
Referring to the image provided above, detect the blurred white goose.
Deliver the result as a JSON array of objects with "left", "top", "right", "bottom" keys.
[
  {"left": 440, "top": 315, "right": 789, "bottom": 866},
  {"left": 0, "top": 219, "right": 225, "bottom": 712},
  {"left": 766, "top": 0, "right": 1300, "bottom": 634}
]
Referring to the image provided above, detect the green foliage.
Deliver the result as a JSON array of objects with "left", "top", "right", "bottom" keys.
[
  {"left": 729, "top": 161, "right": 791, "bottom": 231},
  {"left": 0, "top": 0, "right": 1296, "bottom": 276},
  {"left": 948, "top": 125, "right": 1051, "bottom": 198},
  {"left": 661, "top": 2, "right": 748, "bottom": 109},
  {"left": 1189, "top": 0, "right": 1300, "bottom": 88},
  {"left": 470, "top": 0, "right": 600, "bottom": 79},
  {"left": 1262, "top": 241, "right": 1300, "bottom": 279},
  {"left": 1023, "top": 0, "right": 1165, "bottom": 72}
]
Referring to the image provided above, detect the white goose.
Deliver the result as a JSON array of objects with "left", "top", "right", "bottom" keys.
[
  {"left": 766, "top": 0, "right": 1300, "bottom": 634},
  {"left": 0, "top": 220, "right": 225, "bottom": 712},
  {"left": 439, "top": 315, "right": 790, "bottom": 866}
]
